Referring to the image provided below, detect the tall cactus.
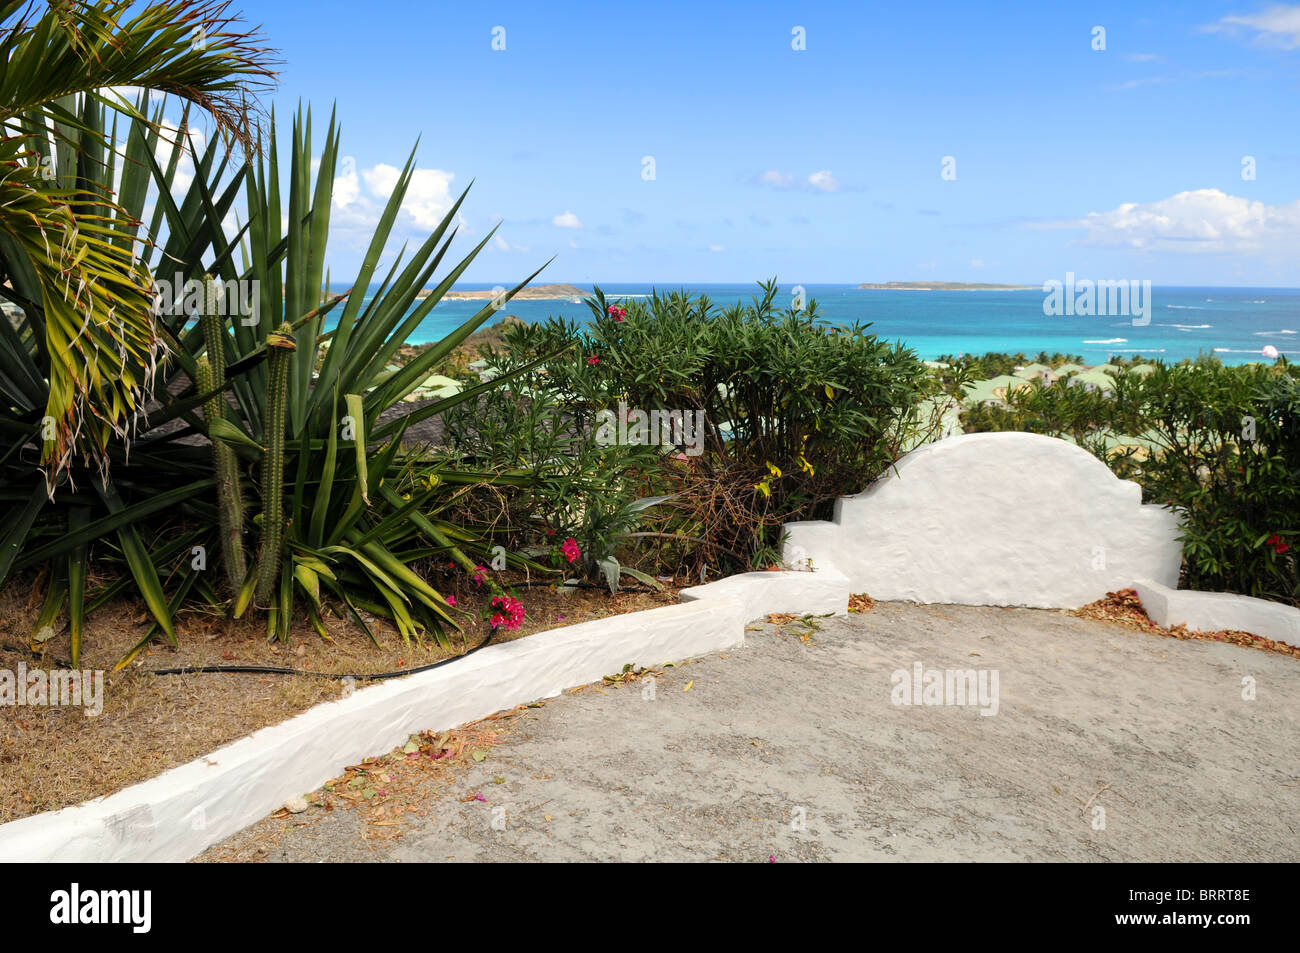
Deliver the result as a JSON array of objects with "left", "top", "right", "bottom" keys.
[
  {"left": 198, "top": 276, "right": 247, "bottom": 592},
  {"left": 257, "top": 322, "right": 297, "bottom": 602}
]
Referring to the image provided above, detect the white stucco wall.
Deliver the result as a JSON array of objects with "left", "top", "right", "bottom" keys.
[
  {"left": 679, "top": 562, "right": 849, "bottom": 617},
  {"left": 1134, "top": 578, "right": 1300, "bottom": 644},
  {"left": 783, "top": 432, "right": 1183, "bottom": 609}
]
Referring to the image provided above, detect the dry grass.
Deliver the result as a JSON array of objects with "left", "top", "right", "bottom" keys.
[{"left": 0, "top": 571, "right": 678, "bottom": 824}]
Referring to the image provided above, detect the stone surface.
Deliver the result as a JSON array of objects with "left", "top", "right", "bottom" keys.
[{"left": 199, "top": 603, "right": 1300, "bottom": 863}]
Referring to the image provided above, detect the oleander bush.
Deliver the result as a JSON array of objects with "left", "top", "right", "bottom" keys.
[{"left": 464, "top": 281, "right": 938, "bottom": 577}]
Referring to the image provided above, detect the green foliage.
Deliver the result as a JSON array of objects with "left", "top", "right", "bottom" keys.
[{"left": 466, "top": 280, "right": 936, "bottom": 577}]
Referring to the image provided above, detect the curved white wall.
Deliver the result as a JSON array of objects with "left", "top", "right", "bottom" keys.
[{"left": 783, "top": 432, "right": 1183, "bottom": 609}]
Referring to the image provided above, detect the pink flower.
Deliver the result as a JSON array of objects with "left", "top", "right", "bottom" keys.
[
  {"left": 607, "top": 305, "right": 627, "bottom": 322},
  {"left": 446, "top": 595, "right": 457, "bottom": 607},
  {"left": 473, "top": 793, "right": 487, "bottom": 802},
  {"left": 561, "top": 537, "right": 580, "bottom": 564},
  {"left": 586, "top": 355, "right": 600, "bottom": 365},
  {"left": 472, "top": 565, "right": 487, "bottom": 587},
  {"left": 489, "top": 595, "right": 525, "bottom": 630}
]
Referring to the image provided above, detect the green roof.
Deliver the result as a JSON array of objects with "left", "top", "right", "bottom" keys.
[
  {"left": 962, "top": 374, "right": 1027, "bottom": 403},
  {"left": 1070, "top": 370, "right": 1116, "bottom": 390}
]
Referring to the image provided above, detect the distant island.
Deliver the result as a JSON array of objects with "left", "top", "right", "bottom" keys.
[
  {"left": 858, "top": 281, "right": 1038, "bottom": 291},
  {"left": 435, "top": 282, "right": 589, "bottom": 301}
]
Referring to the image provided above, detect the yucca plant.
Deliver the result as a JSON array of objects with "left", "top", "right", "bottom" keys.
[{"left": 2, "top": 89, "right": 562, "bottom": 663}]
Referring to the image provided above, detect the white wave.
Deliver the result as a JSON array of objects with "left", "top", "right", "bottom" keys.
[
  {"left": 1084, "top": 338, "right": 1127, "bottom": 344},
  {"left": 1253, "top": 329, "right": 1297, "bottom": 336},
  {"left": 1166, "top": 304, "right": 1205, "bottom": 310}
]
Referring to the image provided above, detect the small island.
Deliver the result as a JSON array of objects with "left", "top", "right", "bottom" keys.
[
  {"left": 858, "top": 281, "right": 1039, "bottom": 291},
  {"left": 434, "top": 282, "right": 589, "bottom": 300}
]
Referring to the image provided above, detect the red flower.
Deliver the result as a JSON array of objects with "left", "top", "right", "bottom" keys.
[
  {"left": 489, "top": 595, "right": 525, "bottom": 630},
  {"left": 561, "top": 537, "right": 580, "bottom": 564},
  {"left": 1267, "top": 534, "right": 1290, "bottom": 555},
  {"left": 586, "top": 355, "right": 600, "bottom": 365},
  {"left": 446, "top": 595, "right": 457, "bottom": 607},
  {"left": 1279, "top": 542, "right": 1291, "bottom": 555},
  {"left": 607, "top": 305, "right": 627, "bottom": 322}
]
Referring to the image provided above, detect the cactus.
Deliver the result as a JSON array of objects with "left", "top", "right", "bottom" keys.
[
  {"left": 196, "top": 276, "right": 248, "bottom": 593},
  {"left": 257, "top": 322, "right": 297, "bottom": 602},
  {"left": 197, "top": 356, "right": 247, "bottom": 592}
]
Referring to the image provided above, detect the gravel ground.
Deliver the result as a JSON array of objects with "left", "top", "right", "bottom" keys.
[{"left": 199, "top": 602, "right": 1300, "bottom": 862}]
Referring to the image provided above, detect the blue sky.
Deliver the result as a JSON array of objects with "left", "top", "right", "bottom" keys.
[{"left": 225, "top": 0, "right": 1300, "bottom": 285}]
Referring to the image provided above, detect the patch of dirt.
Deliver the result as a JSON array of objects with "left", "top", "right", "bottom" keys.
[
  {"left": 0, "top": 570, "right": 679, "bottom": 824},
  {"left": 1073, "top": 588, "right": 1300, "bottom": 661}
]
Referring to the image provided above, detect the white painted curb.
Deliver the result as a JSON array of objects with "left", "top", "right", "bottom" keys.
[
  {"left": 1134, "top": 578, "right": 1300, "bottom": 644},
  {"left": 0, "top": 569, "right": 846, "bottom": 862},
  {"left": 680, "top": 560, "right": 850, "bottom": 618}
]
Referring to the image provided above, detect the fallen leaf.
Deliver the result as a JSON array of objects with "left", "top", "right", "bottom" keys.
[{"left": 683, "top": 680, "right": 694, "bottom": 692}]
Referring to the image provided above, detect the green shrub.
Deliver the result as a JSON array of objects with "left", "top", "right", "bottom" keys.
[{"left": 471, "top": 281, "right": 937, "bottom": 576}]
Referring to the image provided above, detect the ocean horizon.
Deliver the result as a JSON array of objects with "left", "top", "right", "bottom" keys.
[{"left": 327, "top": 283, "right": 1300, "bottom": 366}]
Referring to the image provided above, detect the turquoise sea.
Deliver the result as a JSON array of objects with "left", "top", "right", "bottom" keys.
[{"left": 330, "top": 284, "right": 1300, "bottom": 366}]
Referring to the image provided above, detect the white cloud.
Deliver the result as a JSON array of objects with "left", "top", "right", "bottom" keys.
[
  {"left": 808, "top": 170, "right": 840, "bottom": 192},
  {"left": 494, "top": 235, "right": 511, "bottom": 250},
  {"left": 332, "top": 161, "right": 360, "bottom": 209},
  {"left": 553, "top": 210, "right": 583, "bottom": 228},
  {"left": 970, "top": 258, "right": 985, "bottom": 267},
  {"left": 709, "top": 244, "right": 725, "bottom": 252},
  {"left": 363, "top": 164, "right": 455, "bottom": 229},
  {"left": 155, "top": 120, "right": 204, "bottom": 194},
  {"left": 758, "top": 169, "right": 840, "bottom": 192},
  {"left": 759, "top": 170, "right": 793, "bottom": 188},
  {"left": 1122, "top": 52, "right": 1164, "bottom": 63},
  {"left": 1204, "top": 4, "right": 1300, "bottom": 48},
  {"left": 1029, "top": 188, "right": 1300, "bottom": 252}
]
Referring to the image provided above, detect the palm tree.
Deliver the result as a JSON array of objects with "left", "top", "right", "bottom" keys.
[{"left": 0, "top": 0, "right": 276, "bottom": 474}]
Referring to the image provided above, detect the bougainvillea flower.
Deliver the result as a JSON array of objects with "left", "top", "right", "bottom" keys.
[
  {"left": 489, "top": 595, "right": 526, "bottom": 630},
  {"left": 561, "top": 537, "right": 581, "bottom": 564}
]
